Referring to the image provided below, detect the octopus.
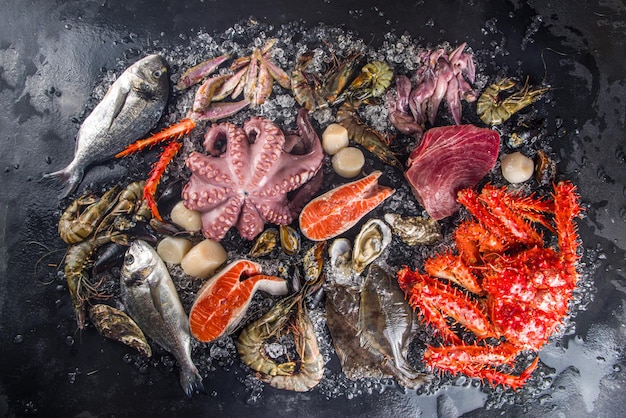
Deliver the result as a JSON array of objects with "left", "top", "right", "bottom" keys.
[{"left": 182, "top": 108, "right": 324, "bottom": 241}]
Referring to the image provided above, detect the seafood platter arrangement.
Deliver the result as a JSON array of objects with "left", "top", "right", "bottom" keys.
[{"left": 30, "top": 15, "right": 613, "bottom": 414}]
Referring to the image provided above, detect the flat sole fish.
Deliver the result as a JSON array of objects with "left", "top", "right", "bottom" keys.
[
  {"left": 44, "top": 54, "right": 169, "bottom": 198},
  {"left": 299, "top": 171, "right": 394, "bottom": 241},
  {"left": 120, "top": 240, "right": 204, "bottom": 398}
]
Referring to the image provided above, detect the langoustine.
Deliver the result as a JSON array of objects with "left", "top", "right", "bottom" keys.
[{"left": 236, "top": 254, "right": 326, "bottom": 392}]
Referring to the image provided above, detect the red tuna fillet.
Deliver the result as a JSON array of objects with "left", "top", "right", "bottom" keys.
[{"left": 405, "top": 125, "right": 500, "bottom": 220}]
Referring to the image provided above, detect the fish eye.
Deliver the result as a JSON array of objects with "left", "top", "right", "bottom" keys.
[
  {"left": 153, "top": 70, "right": 162, "bottom": 78},
  {"left": 124, "top": 254, "right": 135, "bottom": 265}
]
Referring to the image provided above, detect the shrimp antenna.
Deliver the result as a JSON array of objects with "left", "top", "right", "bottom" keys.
[{"left": 540, "top": 47, "right": 569, "bottom": 84}]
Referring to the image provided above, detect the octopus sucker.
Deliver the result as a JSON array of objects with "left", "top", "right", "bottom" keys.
[{"left": 182, "top": 110, "right": 323, "bottom": 240}]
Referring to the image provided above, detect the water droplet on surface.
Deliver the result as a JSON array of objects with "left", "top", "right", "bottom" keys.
[
  {"left": 67, "top": 369, "right": 79, "bottom": 384},
  {"left": 65, "top": 335, "right": 75, "bottom": 346},
  {"left": 14, "top": 334, "right": 24, "bottom": 344},
  {"left": 596, "top": 166, "right": 613, "bottom": 183},
  {"left": 64, "top": 24, "right": 72, "bottom": 30}
]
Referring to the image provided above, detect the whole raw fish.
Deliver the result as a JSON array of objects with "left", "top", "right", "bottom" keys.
[
  {"left": 120, "top": 240, "right": 204, "bottom": 398},
  {"left": 45, "top": 54, "right": 169, "bottom": 197}
]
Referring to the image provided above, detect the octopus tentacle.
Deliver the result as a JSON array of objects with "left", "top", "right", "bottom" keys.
[
  {"left": 199, "top": 195, "right": 245, "bottom": 241},
  {"left": 237, "top": 199, "right": 267, "bottom": 240},
  {"left": 183, "top": 110, "right": 324, "bottom": 241}
]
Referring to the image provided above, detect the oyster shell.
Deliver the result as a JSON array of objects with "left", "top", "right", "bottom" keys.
[
  {"left": 384, "top": 213, "right": 442, "bottom": 246},
  {"left": 328, "top": 238, "right": 354, "bottom": 282},
  {"left": 89, "top": 304, "right": 152, "bottom": 357},
  {"left": 352, "top": 219, "right": 391, "bottom": 274}
]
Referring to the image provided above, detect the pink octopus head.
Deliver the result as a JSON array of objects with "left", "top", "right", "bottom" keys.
[{"left": 182, "top": 109, "right": 324, "bottom": 241}]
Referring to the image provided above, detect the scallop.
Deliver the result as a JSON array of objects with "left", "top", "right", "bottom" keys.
[
  {"left": 352, "top": 219, "right": 392, "bottom": 274},
  {"left": 501, "top": 152, "right": 534, "bottom": 183}
]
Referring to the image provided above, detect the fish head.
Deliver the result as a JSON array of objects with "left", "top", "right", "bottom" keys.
[
  {"left": 121, "top": 239, "right": 160, "bottom": 286},
  {"left": 130, "top": 54, "right": 170, "bottom": 100}
]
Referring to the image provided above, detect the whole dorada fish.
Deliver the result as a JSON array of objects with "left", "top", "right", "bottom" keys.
[
  {"left": 120, "top": 240, "right": 204, "bottom": 398},
  {"left": 45, "top": 54, "right": 169, "bottom": 198}
]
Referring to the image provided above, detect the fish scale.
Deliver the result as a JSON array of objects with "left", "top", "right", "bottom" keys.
[
  {"left": 120, "top": 240, "right": 204, "bottom": 398},
  {"left": 44, "top": 54, "right": 169, "bottom": 198}
]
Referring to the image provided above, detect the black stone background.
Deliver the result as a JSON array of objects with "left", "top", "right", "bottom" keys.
[{"left": 1, "top": 0, "right": 625, "bottom": 417}]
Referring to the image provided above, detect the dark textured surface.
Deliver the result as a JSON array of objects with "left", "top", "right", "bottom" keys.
[{"left": 1, "top": 1, "right": 625, "bottom": 417}]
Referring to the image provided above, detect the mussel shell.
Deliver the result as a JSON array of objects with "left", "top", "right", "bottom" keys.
[
  {"left": 383, "top": 213, "right": 442, "bottom": 246},
  {"left": 92, "top": 242, "right": 126, "bottom": 275},
  {"left": 352, "top": 219, "right": 391, "bottom": 274},
  {"left": 535, "top": 150, "right": 557, "bottom": 186},
  {"left": 249, "top": 228, "right": 278, "bottom": 257},
  {"left": 89, "top": 304, "right": 152, "bottom": 357},
  {"left": 279, "top": 225, "right": 300, "bottom": 256}
]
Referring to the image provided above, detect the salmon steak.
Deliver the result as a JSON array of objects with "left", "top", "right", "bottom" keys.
[
  {"left": 189, "top": 259, "right": 288, "bottom": 342},
  {"left": 299, "top": 171, "right": 395, "bottom": 241}
]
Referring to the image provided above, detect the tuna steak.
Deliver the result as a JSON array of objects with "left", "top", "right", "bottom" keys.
[
  {"left": 44, "top": 54, "right": 169, "bottom": 197},
  {"left": 405, "top": 125, "right": 500, "bottom": 220}
]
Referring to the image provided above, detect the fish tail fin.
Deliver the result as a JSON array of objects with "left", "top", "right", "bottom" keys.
[
  {"left": 179, "top": 363, "right": 205, "bottom": 398},
  {"left": 42, "top": 164, "right": 84, "bottom": 199}
]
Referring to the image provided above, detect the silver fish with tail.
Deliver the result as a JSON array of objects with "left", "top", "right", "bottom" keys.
[
  {"left": 45, "top": 54, "right": 169, "bottom": 198},
  {"left": 120, "top": 240, "right": 204, "bottom": 398}
]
